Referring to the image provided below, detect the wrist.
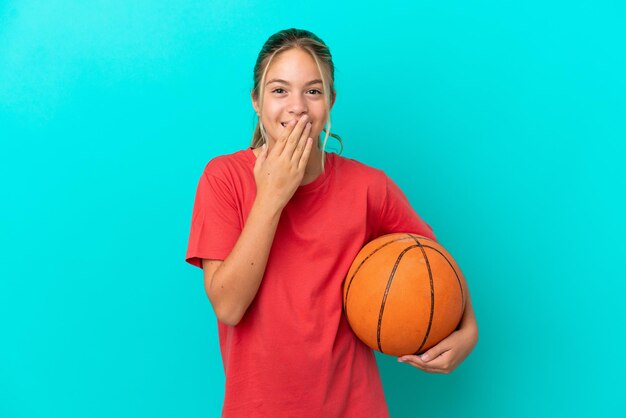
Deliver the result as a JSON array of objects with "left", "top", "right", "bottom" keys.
[{"left": 252, "top": 195, "right": 283, "bottom": 220}]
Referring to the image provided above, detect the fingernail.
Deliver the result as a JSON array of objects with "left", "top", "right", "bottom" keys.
[
  {"left": 397, "top": 358, "right": 406, "bottom": 363},
  {"left": 421, "top": 354, "right": 429, "bottom": 361}
]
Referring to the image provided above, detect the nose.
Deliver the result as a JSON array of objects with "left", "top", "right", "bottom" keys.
[{"left": 287, "top": 93, "right": 308, "bottom": 116}]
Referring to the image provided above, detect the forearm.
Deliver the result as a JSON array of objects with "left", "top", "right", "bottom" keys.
[
  {"left": 459, "top": 289, "right": 478, "bottom": 337},
  {"left": 210, "top": 196, "right": 283, "bottom": 325}
]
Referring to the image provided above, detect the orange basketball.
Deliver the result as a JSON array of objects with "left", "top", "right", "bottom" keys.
[{"left": 343, "top": 233, "right": 467, "bottom": 356}]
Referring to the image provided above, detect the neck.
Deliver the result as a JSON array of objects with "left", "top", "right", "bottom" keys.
[{"left": 301, "top": 145, "right": 324, "bottom": 185}]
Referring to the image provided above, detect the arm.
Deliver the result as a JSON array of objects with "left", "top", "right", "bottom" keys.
[
  {"left": 398, "top": 289, "right": 479, "bottom": 374},
  {"left": 458, "top": 290, "right": 478, "bottom": 336},
  {"left": 196, "top": 116, "right": 313, "bottom": 326},
  {"left": 204, "top": 196, "right": 282, "bottom": 326}
]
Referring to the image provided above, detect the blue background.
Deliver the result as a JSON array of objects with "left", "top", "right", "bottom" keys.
[{"left": 1, "top": 0, "right": 624, "bottom": 417}]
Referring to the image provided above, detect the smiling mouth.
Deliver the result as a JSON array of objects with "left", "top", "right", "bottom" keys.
[{"left": 281, "top": 121, "right": 311, "bottom": 127}]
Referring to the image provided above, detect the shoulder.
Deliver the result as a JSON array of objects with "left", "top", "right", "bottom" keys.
[
  {"left": 202, "top": 148, "right": 251, "bottom": 180},
  {"left": 333, "top": 153, "right": 388, "bottom": 189},
  {"left": 333, "top": 153, "right": 386, "bottom": 179}
]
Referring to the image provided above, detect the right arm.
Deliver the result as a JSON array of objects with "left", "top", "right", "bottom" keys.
[
  {"left": 202, "top": 197, "right": 282, "bottom": 326},
  {"left": 203, "top": 115, "right": 313, "bottom": 326}
]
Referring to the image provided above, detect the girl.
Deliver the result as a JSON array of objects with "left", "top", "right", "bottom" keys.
[{"left": 186, "top": 28, "right": 478, "bottom": 418}]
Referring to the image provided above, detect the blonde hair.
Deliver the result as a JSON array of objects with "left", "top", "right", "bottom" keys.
[{"left": 250, "top": 28, "right": 343, "bottom": 171}]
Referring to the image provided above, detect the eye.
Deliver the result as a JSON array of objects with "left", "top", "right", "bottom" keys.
[{"left": 271, "top": 88, "right": 323, "bottom": 95}]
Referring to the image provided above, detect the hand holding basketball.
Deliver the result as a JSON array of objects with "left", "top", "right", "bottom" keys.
[
  {"left": 343, "top": 233, "right": 468, "bottom": 356},
  {"left": 397, "top": 317, "right": 478, "bottom": 374},
  {"left": 343, "top": 232, "right": 478, "bottom": 374}
]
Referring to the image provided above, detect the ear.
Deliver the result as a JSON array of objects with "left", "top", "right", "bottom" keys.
[
  {"left": 251, "top": 91, "right": 259, "bottom": 115},
  {"left": 330, "top": 91, "right": 336, "bottom": 110}
]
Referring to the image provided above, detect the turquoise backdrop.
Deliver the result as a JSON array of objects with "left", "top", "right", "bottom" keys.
[{"left": 1, "top": 0, "right": 624, "bottom": 417}]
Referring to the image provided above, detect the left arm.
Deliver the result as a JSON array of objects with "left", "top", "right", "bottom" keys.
[{"left": 398, "top": 290, "right": 478, "bottom": 374}]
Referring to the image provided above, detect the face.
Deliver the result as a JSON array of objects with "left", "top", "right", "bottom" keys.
[{"left": 252, "top": 48, "right": 335, "bottom": 146}]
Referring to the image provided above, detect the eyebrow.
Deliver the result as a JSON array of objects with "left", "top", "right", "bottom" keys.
[{"left": 266, "top": 78, "right": 323, "bottom": 87}]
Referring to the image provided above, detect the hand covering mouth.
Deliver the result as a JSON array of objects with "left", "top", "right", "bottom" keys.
[{"left": 281, "top": 120, "right": 310, "bottom": 127}]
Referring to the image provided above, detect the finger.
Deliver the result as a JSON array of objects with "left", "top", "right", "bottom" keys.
[
  {"left": 290, "top": 136, "right": 306, "bottom": 164},
  {"left": 401, "top": 352, "right": 453, "bottom": 373},
  {"left": 420, "top": 340, "right": 453, "bottom": 363},
  {"left": 280, "top": 118, "right": 298, "bottom": 141},
  {"left": 421, "top": 357, "right": 452, "bottom": 372},
  {"left": 283, "top": 117, "right": 310, "bottom": 159},
  {"left": 273, "top": 119, "right": 297, "bottom": 155},
  {"left": 398, "top": 355, "right": 427, "bottom": 368},
  {"left": 398, "top": 356, "right": 441, "bottom": 373},
  {"left": 291, "top": 129, "right": 313, "bottom": 165},
  {"left": 288, "top": 122, "right": 312, "bottom": 161},
  {"left": 297, "top": 137, "right": 313, "bottom": 171},
  {"left": 423, "top": 348, "right": 451, "bottom": 364},
  {"left": 398, "top": 354, "right": 431, "bottom": 365},
  {"left": 287, "top": 115, "right": 308, "bottom": 141},
  {"left": 403, "top": 360, "right": 436, "bottom": 373}
]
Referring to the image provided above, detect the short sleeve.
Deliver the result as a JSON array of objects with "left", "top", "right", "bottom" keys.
[
  {"left": 375, "top": 174, "right": 437, "bottom": 241},
  {"left": 185, "top": 167, "right": 242, "bottom": 269}
]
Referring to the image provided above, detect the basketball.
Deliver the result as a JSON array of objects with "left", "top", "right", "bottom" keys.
[{"left": 342, "top": 233, "right": 467, "bottom": 356}]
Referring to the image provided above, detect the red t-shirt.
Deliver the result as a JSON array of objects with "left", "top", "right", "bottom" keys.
[{"left": 185, "top": 147, "right": 436, "bottom": 417}]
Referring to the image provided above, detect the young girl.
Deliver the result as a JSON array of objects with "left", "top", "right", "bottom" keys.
[{"left": 186, "top": 28, "right": 478, "bottom": 418}]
